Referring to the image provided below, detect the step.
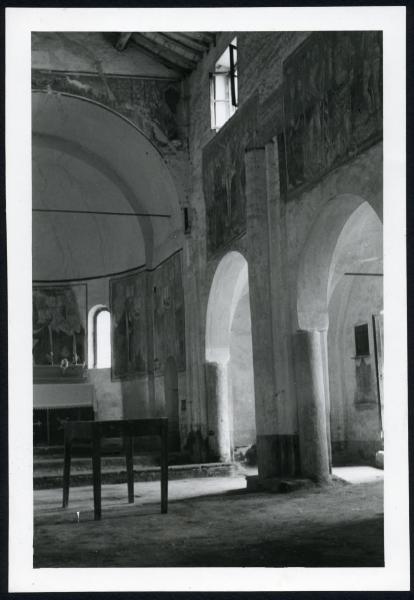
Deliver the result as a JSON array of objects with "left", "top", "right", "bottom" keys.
[
  {"left": 34, "top": 450, "right": 191, "bottom": 472},
  {"left": 34, "top": 462, "right": 240, "bottom": 489}
]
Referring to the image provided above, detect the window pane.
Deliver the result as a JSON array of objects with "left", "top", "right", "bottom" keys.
[
  {"left": 215, "top": 100, "right": 229, "bottom": 128},
  {"left": 96, "top": 310, "right": 111, "bottom": 368},
  {"left": 214, "top": 73, "right": 228, "bottom": 101}
]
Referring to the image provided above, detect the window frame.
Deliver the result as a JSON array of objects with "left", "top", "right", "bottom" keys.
[{"left": 210, "top": 38, "right": 238, "bottom": 131}]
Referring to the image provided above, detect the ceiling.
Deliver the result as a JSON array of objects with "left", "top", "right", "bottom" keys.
[
  {"left": 123, "top": 32, "right": 216, "bottom": 75},
  {"left": 32, "top": 31, "right": 216, "bottom": 78}
]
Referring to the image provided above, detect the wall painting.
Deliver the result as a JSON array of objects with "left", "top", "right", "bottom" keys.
[
  {"left": 32, "top": 283, "right": 87, "bottom": 368},
  {"left": 110, "top": 270, "right": 147, "bottom": 379},
  {"left": 282, "top": 31, "right": 382, "bottom": 194}
]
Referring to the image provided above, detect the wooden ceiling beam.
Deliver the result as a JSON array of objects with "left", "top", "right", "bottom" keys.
[
  {"left": 156, "top": 33, "right": 203, "bottom": 61},
  {"left": 188, "top": 32, "right": 217, "bottom": 45},
  {"left": 131, "top": 33, "right": 189, "bottom": 73},
  {"left": 163, "top": 32, "right": 210, "bottom": 54},
  {"left": 115, "top": 32, "right": 132, "bottom": 51},
  {"left": 139, "top": 32, "right": 198, "bottom": 69}
]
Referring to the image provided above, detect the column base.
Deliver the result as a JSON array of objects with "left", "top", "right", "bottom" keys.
[
  {"left": 256, "top": 434, "right": 300, "bottom": 479},
  {"left": 246, "top": 475, "right": 325, "bottom": 493}
]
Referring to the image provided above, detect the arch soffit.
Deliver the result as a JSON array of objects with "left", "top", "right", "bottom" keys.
[
  {"left": 206, "top": 251, "right": 249, "bottom": 363},
  {"left": 297, "top": 194, "right": 382, "bottom": 331}
]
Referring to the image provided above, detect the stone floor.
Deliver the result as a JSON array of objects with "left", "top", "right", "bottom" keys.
[{"left": 34, "top": 466, "right": 384, "bottom": 568}]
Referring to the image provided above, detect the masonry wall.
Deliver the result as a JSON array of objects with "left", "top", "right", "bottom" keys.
[
  {"left": 328, "top": 272, "right": 383, "bottom": 465},
  {"left": 182, "top": 32, "right": 309, "bottom": 459},
  {"left": 183, "top": 31, "right": 383, "bottom": 473}
]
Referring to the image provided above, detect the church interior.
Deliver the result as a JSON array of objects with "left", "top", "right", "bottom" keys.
[{"left": 32, "top": 30, "right": 384, "bottom": 568}]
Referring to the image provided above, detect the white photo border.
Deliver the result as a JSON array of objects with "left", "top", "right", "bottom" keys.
[{"left": 6, "top": 5, "right": 408, "bottom": 592}]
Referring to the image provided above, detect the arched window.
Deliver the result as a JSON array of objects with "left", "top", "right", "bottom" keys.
[
  {"left": 88, "top": 305, "right": 111, "bottom": 368},
  {"left": 95, "top": 309, "right": 111, "bottom": 368}
]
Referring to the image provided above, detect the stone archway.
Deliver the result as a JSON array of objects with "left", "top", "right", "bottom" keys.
[
  {"left": 326, "top": 203, "right": 383, "bottom": 465},
  {"left": 205, "top": 251, "right": 256, "bottom": 462},
  {"left": 295, "top": 194, "right": 383, "bottom": 481}
]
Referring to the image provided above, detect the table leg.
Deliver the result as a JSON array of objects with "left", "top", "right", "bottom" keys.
[
  {"left": 160, "top": 422, "right": 168, "bottom": 514},
  {"left": 62, "top": 433, "right": 72, "bottom": 508},
  {"left": 125, "top": 434, "right": 134, "bottom": 503},
  {"left": 92, "top": 429, "right": 102, "bottom": 520}
]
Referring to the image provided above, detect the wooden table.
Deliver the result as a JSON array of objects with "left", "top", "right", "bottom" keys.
[{"left": 62, "top": 418, "right": 168, "bottom": 520}]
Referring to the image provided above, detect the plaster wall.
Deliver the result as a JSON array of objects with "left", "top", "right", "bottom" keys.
[
  {"left": 328, "top": 271, "right": 383, "bottom": 464},
  {"left": 229, "top": 291, "right": 256, "bottom": 448},
  {"left": 289, "top": 142, "right": 382, "bottom": 332},
  {"left": 32, "top": 145, "right": 146, "bottom": 281}
]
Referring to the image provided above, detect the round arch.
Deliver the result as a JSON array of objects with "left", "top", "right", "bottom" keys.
[
  {"left": 294, "top": 194, "right": 383, "bottom": 479},
  {"left": 297, "top": 194, "right": 382, "bottom": 331},
  {"left": 205, "top": 251, "right": 256, "bottom": 462},
  {"left": 205, "top": 251, "right": 249, "bottom": 363}
]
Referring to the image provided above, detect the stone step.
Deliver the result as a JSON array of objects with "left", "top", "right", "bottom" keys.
[
  {"left": 34, "top": 452, "right": 188, "bottom": 473},
  {"left": 34, "top": 462, "right": 240, "bottom": 490}
]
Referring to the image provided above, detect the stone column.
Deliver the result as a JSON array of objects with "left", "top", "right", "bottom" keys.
[
  {"left": 320, "top": 328, "right": 332, "bottom": 472},
  {"left": 245, "top": 147, "right": 278, "bottom": 478},
  {"left": 293, "top": 330, "right": 331, "bottom": 483},
  {"left": 205, "top": 360, "right": 231, "bottom": 462}
]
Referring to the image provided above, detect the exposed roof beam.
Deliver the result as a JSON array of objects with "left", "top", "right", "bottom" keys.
[
  {"left": 163, "top": 32, "right": 210, "bottom": 54},
  {"left": 131, "top": 33, "right": 193, "bottom": 72},
  {"left": 156, "top": 33, "right": 203, "bottom": 62},
  {"left": 188, "top": 32, "right": 216, "bottom": 45},
  {"left": 115, "top": 32, "right": 132, "bottom": 51},
  {"left": 139, "top": 32, "right": 198, "bottom": 69}
]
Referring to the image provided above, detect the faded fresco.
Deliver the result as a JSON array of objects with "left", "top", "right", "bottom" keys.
[
  {"left": 110, "top": 270, "right": 147, "bottom": 378},
  {"left": 152, "top": 252, "right": 186, "bottom": 372},
  {"left": 282, "top": 31, "right": 383, "bottom": 193},
  {"left": 32, "top": 284, "right": 87, "bottom": 366},
  {"left": 32, "top": 70, "right": 181, "bottom": 148},
  {"left": 203, "top": 97, "right": 258, "bottom": 257}
]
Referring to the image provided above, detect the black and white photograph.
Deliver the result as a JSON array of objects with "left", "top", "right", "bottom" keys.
[{"left": 6, "top": 6, "right": 408, "bottom": 592}]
